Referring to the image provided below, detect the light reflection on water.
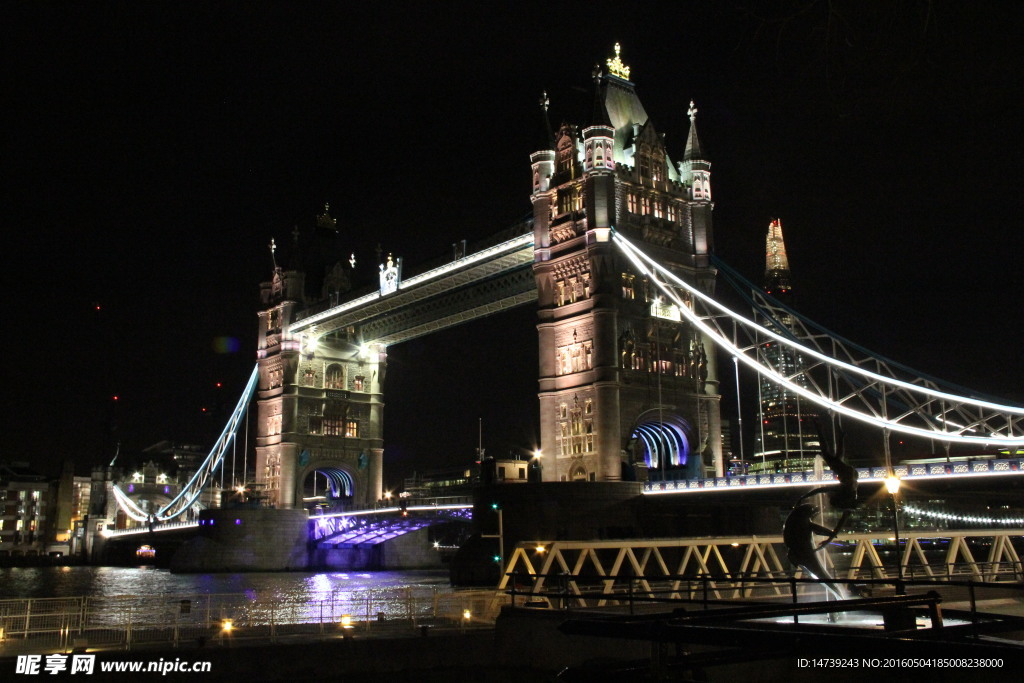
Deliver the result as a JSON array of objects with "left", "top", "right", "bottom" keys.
[
  {"left": 0, "top": 567, "right": 457, "bottom": 627},
  {"left": 0, "top": 566, "right": 451, "bottom": 600}
]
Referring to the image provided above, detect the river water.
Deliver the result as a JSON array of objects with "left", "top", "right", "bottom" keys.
[{"left": 0, "top": 566, "right": 453, "bottom": 601}]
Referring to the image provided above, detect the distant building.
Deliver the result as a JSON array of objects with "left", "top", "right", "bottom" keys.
[
  {"left": 50, "top": 460, "right": 91, "bottom": 556},
  {"left": 750, "top": 220, "right": 821, "bottom": 473},
  {"left": 0, "top": 461, "right": 50, "bottom": 557}
]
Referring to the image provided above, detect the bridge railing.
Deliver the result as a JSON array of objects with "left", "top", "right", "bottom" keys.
[
  {"left": 644, "top": 458, "right": 1024, "bottom": 494},
  {"left": 0, "top": 588, "right": 507, "bottom": 655}
]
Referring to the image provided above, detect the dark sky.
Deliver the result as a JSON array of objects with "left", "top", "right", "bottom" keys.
[{"left": 5, "top": 2, "right": 1023, "bottom": 485}]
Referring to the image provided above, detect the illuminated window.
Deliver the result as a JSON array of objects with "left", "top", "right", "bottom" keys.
[
  {"left": 325, "top": 364, "right": 344, "bottom": 390},
  {"left": 345, "top": 421, "right": 359, "bottom": 438},
  {"left": 268, "top": 414, "right": 282, "bottom": 437},
  {"left": 353, "top": 376, "right": 365, "bottom": 392},
  {"left": 641, "top": 196, "right": 650, "bottom": 215},
  {"left": 556, "top": 339, "right": 594, "bottom": 375},
  {"left": 621, "top": 273, "right": 635, "bottom": 299},
  {"left": 627, "top": 193, "right": 637, "bottom": 214},
  {"left": 303, "top": 367, "right": 317, "bottom": 387}
]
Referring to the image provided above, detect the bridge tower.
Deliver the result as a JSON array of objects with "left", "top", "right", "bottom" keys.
[
  {"left": 532, "top": 45, "right": 723, "bottom": 482},
  {"left": 254, "top": 208, "right": 384, "bottom": 510}
]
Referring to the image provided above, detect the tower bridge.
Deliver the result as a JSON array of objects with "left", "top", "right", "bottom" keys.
[{"left": 104, "top": 46, "right": 1024, "bottom": 574}]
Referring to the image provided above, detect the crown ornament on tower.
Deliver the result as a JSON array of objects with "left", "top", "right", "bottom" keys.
[
  {"left": 606, "top": 43, "right": 630, "bottom": 80},
  {"left": 316, "top": 202, "right": 337, "bottom": 230}
]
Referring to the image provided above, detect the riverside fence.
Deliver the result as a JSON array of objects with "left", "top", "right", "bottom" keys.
[{"left": 0, "top": 588, "right": 507, "bottom": 655}]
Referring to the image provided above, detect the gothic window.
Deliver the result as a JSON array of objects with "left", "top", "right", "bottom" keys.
[
  {"left": 582, "top": 272, "right": 591, "bottom": 298},
  {"left": 586, "top": 147, "right": 593, "bottom": 166},
  {"left": 652, "top": 161, "right": 662, "bottom": 183},
  {"left": 325, "top": 364, "right": 344, "bottom": 390},
  {"left": 353, "top": 376, "right": 365, "bottom": 392},
  {"left": 555, "top": 280, "right": 566, "bottom": 306},
  {"left": 653, "top": 198, "right": 663, "bottom": 218},
  {"left": 641, "top": 196, "right": 651, "bottom": 215},
  {"left": 345, "top": 420, "right": 359, "bottom": 438},
  {"left": 556, "top": 339, "right": 594, "bottom": 375},
  {"left": 303, "top": 366, "right": 317, "bottom": 387},
  {"left": 703, "top": 180, "right": 711, "bottom": 200},
  {"left": 621, "top": 273, "right": 636, "bottom": 299},
  {"left": 267, "top": 414, "right": 282, "bottom": 437},
  {"left": 639, "top": 155, "right": 650, "bottom": 179},
  {"left": 627, "top": 193, "right": 637, "bottom": 214},
  {"left": 584, "top": 399, "right": 593, "bottom": 414},
  {"left": 533, "top": 170, "right": 540, "bottom": 190}
]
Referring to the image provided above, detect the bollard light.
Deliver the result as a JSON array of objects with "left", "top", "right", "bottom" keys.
[
  {"left": 340, "top": 614, "right": 353, "bottom": 629},
  {"left": 221, "top": 619, "right": 233, "bottom": 633}
]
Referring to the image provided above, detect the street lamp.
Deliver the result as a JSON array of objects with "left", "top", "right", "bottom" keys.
[{"left": 885, "top": 475, "right": 903, "bottom": 585}]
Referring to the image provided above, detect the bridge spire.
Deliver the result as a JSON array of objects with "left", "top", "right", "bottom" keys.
[{"left": 680, "top": 99, "right": 711, "bottom": 203}]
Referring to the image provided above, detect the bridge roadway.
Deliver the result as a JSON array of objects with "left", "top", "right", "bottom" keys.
[
  {"left": 289, "top": 226, "right": 535, "bottom": 345},
  {"left": 111, "top": 457, "right": 1024, "bottom": 540},
  {"left": 646, "top": 457, "right": 1024, "bottom": 497}
]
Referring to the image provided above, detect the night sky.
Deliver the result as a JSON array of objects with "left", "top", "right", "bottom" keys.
[{"left": 6, "top": 2, "right": 1023, "bottom": 486}]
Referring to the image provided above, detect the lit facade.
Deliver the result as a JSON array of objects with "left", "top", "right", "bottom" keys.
[
  {"left": 751, "top": 219, "right": 821, "bottom": 473},
  {"left": 0, "top": 462, "right": 49, "bottom": 554},
  {"left": 254, "top": 206, "right": 384, "bottom": 510},
  {"left": 532, "top": 46, "right": 722, "bottom": 481}
]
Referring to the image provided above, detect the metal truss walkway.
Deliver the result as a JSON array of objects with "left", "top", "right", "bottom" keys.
[{"left": 499, "top": 529, "right": 1024, "bottom": 605}]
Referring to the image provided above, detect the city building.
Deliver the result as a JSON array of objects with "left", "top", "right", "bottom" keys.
[
  {"left": 749, "top": 219, "right": 821, "bottom": 473},
  {"left": 0, "top": 461, "right": 50, "bottom": 557},
  {"left": 49, "top": 460, "right": 91, "bottom": 556}
]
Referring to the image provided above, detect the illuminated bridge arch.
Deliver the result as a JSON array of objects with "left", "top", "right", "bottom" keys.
[
  {"left": 630, "top": 411, "right": 697, "bottom": 475},
  {"left": 301, "top": 464, "right": 354, "bottom": 497}
]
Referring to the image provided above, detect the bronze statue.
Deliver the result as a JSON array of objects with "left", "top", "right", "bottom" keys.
[{"left": 783, "top": 503, "right": 849, "bottom": 601}]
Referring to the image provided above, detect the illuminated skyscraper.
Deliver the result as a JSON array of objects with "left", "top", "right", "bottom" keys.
[{"left": 751, "top": 219, "right": 820, "bottom": 473}]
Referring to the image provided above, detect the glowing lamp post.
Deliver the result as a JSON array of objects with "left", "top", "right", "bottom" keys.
[{"left": 885, "top": 475, "right": 903, "bottom": 584}]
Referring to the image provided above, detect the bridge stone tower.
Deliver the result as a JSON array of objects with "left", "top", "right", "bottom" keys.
[
  {"left": 532, "top": 46, "right": 723, "bottom": 482},
  {"left": 254, "top": 209, "right": 384, "bottom": 510}
]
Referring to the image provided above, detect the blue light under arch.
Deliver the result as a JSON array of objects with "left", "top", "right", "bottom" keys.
[
  {"left": 629, "top": 412, "right": 696, "bottom": 475},
  {"left": 309, "top": 467, "right": 354, "bottom": 498}
]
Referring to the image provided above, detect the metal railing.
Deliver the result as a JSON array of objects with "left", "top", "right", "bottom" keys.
[{"left": 0, "top": 589, "right": 507, "bottom": 655}]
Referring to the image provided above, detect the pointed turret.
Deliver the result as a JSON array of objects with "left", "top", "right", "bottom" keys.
[
  {"left": 530, "top": 92, "right": 556, "bottom": 196},
  {"left": 530, "top": 92, "right": 558, "bottom": 252},
  {"left": 582, "top": 67, "right": 615, "bottom": 175},
  {"left": 679, "top": 100, "right": 711, "bottom": 202},
  {"left": 683, "top": 102, "right": 704, "bottom": 162}
]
